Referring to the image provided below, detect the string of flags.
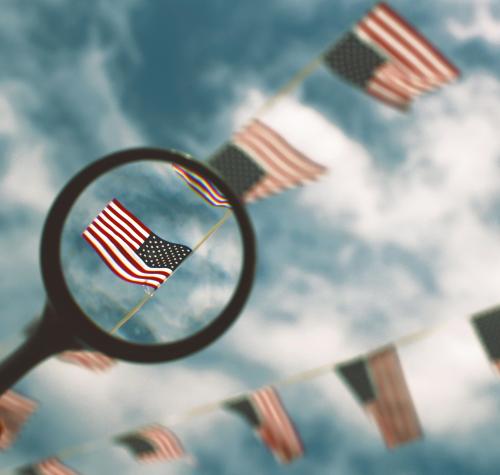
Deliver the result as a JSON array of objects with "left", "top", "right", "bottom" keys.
[
  {"left": 0, "top": 1, "right": 468, "bottom": 473},
  {"left": 3, "top": 305, "right": 500, "bottom": 473},
  {"left": 257, "top": 1, "right": 460, "bottom": 113},
  {"left": 69, "top": 0, "right": 461, "bottom": 347}
]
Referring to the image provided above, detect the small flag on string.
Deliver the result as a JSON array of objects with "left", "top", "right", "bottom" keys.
[
  {"left": 225, "top": 386, "right": 304, "bottom": 464},
  {"left": 336, "top": 345, "right": 422, "bottom": 448},
  {"left": 83, "top": 199, "right": 192, "bottom": 289},
  {"left": 471, "top": 306, "right": 500, "bottom": 374},
  {"left": 116, "top": 425, "right": 188, "bottom": 464},
  {"left": 57, "top": 351, "right": 116, "bottom": 372},
  {"left": 0, "top": 390, "right": 37, "bottom": 450},
  {"left": 15, "top": 457, "right": 78, "bottom": 475},
  {"left": 323, "top": 2, "right": 459, "bottom": 109},
  {"left": 208, "top": 119, "right": 326, "bottom": 203},
  {"left": 172, "top": 163, "right": 231, "bottom": 208}
]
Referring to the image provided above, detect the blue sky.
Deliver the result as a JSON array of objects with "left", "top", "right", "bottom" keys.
[{"left": 2, "top": 0, "right": 500, "bottom": 473}]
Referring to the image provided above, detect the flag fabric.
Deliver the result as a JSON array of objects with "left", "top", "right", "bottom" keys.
[
  {"left": 57, "top": 351, "right": 116, "bottom": 372},
  {"left": 116, "top": 425, "right": 187, "bottom": 463},
  {"left": 0, "top": 390, "right": 37, "bottom": 450},
  {"left": 172, "top": 163, "right": 231, "bottom": 208},
  {"left": 15, "top": 458, "right": 78, "bottom": 475},
  {"left": 323, "top": 2, "right": 459, "bottom": 109},
  {"left": 471, "top": 306, "right": 500, "bottom": 374},
  {"left": 208, "top": 119, "right": 327, "bottom": 203},
  {"left": 336, "top": 346, "right": 422, "bottom": 448},
  {"left": 225, "top": 386, "right": 304, "bottom": 464},
  {"left": 82, "top": 198, "right": 192, "bottom": 289}
]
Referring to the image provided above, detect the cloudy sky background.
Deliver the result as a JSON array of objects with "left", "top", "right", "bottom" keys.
[{"left": 1, "top": 0, "right": 500, "bottom": 473}]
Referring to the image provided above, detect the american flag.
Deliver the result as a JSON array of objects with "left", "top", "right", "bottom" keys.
[
  {"left": 15, "top": 457, "right": 78, "bottom": 475},
  {"left": 225, "top": 386, "right": 304, "bottom": 464},
  {"left": 337, "top": 346, "right": 422, "bottom": 448},
  {"left": 82, "top": 198, "right": 192, "bottom": 289},
  {"left": 0, "top": 390, "right": 37, "bottom": 450},
  {"left": 172, "top": 163, "right": 231, "bottom": 208},
  {"left": 57, "top": 351, "right": 116, "bottom": 372},
  {"left": 324, "top": 2, "right": 459, "bottom": 109},
  {"left": 116, "top": 424, "right": 187, "bottom": 463},
  {"left": 471, "top": 306, "right": 500, "bottom": 375},
  {"left": 208, "top": 119, "right": 327, "bottom": 203}
]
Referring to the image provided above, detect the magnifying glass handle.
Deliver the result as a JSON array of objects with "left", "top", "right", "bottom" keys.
[{"left": 0, "top": 303, "right": 74, "bottom": 395}]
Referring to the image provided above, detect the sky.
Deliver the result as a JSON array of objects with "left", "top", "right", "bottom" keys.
[{"left": 1, "top": 0, "right": 500, "bottom": 473}]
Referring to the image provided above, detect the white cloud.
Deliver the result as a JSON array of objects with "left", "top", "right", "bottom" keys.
[
  {"left": 76, "top": 45, "right": 144, "bottom": 150},
  {"left": 447, "top": 0, "right": 500, "bottom": 45},
  {"left": 33, "top": 358, "right": 244, "bottom": 438},
  {"left": 0, "top": 1, "right": 144, "bottom": 211},
  {"left": 402, "top": 320, "right": 498, "bottom": 437},
  {"left": 0, "top": 85, "right": 55, "bottom": 210}
]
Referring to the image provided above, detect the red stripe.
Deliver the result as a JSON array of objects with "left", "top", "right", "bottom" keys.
[
  {"left": 100, "top": 209, "right": 143, "bottom": 248},
  {"left": 366, "top": 84, "right": 410, "bottom": 110},
  {"left": 370, "top": 75, "right": 412, "bottom": 102},
  {"left": 137, "top": 426, "right": 185, "bottom": 462},
  {"left": 91, "top": 222, "right": 169, "bottom": 280},
  {"left": 90, "top": 221, "right": 169, "bottom": 278},
  {"left": 86, "top": 226, "right": 165, "bottom": 285},
  {"left": 375, "top": 64, "right": 432, "bottom": 94},
  {"left": 376, "top": 2, "right": 460, "bottom": 76},
  {"left": 358, "top": 21, "right": 423, "bottom": 77},
  {"left": 145, "top": 426, "right": 184, "bottom": 459},
  {"left": 248, "top": 121, "right": 326, "bottom": 178},
  {"left": 365, "top": 11, "right": 446, "bottom": 81},
  {"left": 112, "top": 198, "right": 151, "bottom": 235},
  {"left": 239, "top": 130, "right": 317, "bottom": 186}
]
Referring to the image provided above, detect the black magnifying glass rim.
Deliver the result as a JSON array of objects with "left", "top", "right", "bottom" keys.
[{"left": 40, "top": 147, "right": 256, "bottom": 363}]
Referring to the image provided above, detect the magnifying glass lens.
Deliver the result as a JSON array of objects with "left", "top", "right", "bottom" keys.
[{"left": 60, "top": 161, "right": 243, "bottom": 345}]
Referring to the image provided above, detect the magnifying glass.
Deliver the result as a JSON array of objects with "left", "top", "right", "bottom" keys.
[{"left": 0, "top": 148, "right": 256, "bottom": 395}]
